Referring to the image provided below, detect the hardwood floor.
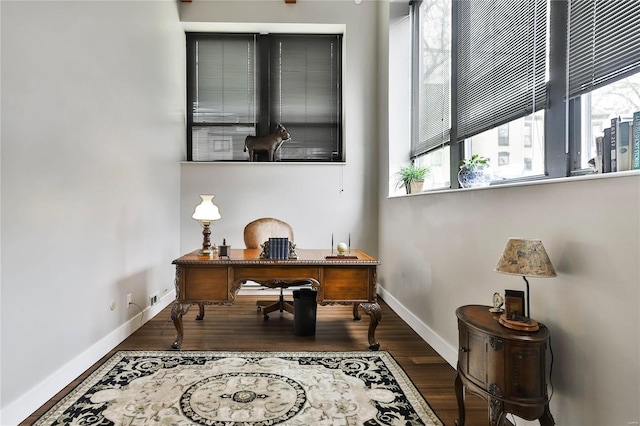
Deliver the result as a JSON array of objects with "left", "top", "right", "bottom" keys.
[{"left": 22, "top": 296, "right": 493, "bottom": 425}]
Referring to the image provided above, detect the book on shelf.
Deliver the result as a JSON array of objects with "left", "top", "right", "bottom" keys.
[
  {"left": 610, "top": 116, "right": 621, "bottom": 172},
  {"left": 595, "top": 136, "right": 604, "bottom": 173},
  {"left": 633, "top": 111, "right": 640, "bottom": 170},
  {"left": 617, "top": 120, "right": 631, "bottom": 171},
  {"left": 603, "top": 127, "right": 612, "bottom": 173}
]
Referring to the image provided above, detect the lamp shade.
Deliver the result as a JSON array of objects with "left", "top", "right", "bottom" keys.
[
  {"left": 494, "top": 238, "right": 556, "bottom": 277},
  {"left": 192, "top": 195, "right": 221, "bottom": 222}
]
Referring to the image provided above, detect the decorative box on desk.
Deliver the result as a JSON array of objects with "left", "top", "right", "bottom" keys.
[{"left": 454, "top": 305, "right": 554, "bottom": 426}]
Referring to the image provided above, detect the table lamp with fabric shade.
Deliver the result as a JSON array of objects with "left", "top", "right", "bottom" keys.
[
  {"left": 494, "top": 238, "right": 556, "bottom": 330},
  {"left": 192, "top": 195, "right": 221, "bottom": 256}
]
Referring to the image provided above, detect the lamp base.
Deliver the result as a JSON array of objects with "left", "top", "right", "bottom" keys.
[
  {"left": 499, "top": 314, "right": 540, "bottom": 332},
  {"left": 197, "top": 244, "right": 217, "bottom": 256}
]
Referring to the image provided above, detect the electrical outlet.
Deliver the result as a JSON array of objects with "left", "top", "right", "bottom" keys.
[
  {"left": 150, "top": 292, "right": 159, "bottom": 306},
  {"left": 126, "top": 293, "right": 132, "bottom": 305}
]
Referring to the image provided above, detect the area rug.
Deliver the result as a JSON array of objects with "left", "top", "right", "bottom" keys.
[{"left": 35, "top": 350, "right": 443, "bottom": 425}]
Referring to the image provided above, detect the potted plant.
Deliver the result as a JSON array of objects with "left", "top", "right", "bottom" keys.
[
  {"left": 458, "top": 154, "right": 491, "bottom": 188},
  {"left": 395, "top": 162, "right": 430, "bottom": 194}
]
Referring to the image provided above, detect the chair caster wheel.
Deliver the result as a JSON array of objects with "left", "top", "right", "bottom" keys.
[
  {"left": 257, "top": 306, "right": 262, "bottom": 312},
  {"left": 264, "top": 315, "right": 269, "bottom": 320}
]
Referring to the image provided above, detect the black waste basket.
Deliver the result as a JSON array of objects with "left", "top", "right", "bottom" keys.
[{"left": 293, "top": 288, "right": 317, "bottom": 336}]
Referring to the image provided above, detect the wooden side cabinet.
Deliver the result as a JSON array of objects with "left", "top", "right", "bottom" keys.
[{"left": 455, "top": 305, "right": 554, "bottom": 426}]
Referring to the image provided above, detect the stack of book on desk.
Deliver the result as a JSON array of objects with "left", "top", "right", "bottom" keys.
[{"left": 268, "top": 237, "right": 289, "bottom": 259}]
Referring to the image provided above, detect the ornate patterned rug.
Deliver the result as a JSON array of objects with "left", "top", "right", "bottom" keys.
[{"left": 35, "top": 350, "right": 443, "bottom": 425}]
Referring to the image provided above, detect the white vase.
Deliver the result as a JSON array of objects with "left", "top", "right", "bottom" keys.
[{"left": 458, "top": 166, "right": 491, "bottom": 188}]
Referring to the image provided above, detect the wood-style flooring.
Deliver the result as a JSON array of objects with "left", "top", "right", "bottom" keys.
[{"left": 23, "top": 296, "right": 493, "bottom": 425}]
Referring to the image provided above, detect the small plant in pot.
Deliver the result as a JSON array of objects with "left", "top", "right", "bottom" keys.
[
  {"left": 458, "top": 154, "right": 491, "bottom": 188},
  {"left": 395, "top": 162, "right": 430, "bottom": 194}
]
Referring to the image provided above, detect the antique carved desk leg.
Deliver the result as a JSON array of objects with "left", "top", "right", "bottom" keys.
[
  {"left": 359, "top": 302, "right": 381, "bottom": 350},
  {"left": 170, "top": 301, "right": 191, "bottom": 350},
  {"left": 170, "top": 266, "right": 188, "bottom": 349},
  {"left": 454, "top": 370, "right": 465, "bottom": 426},
  {"left": 196, "top": 303, "right": 205, "bottom": 320}
]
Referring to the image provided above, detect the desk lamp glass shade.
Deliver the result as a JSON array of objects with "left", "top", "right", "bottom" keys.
[
  {"left": 494, "top": 238, "right": 556, "bottom": 319},
  {"left": 192, "top": 195, "right": 221, "bottom": 255}
]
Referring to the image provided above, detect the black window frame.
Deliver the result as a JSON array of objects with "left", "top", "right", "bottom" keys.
[
  {"left": 186, "top": 32, "right": 343, "bottom": 162},
  {"left": 410, "top": 0, "right": 640, "bottom": 189}
]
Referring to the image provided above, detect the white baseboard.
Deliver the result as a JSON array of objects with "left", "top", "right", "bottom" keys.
[
  {"left": 0, "top": 291, "right": 176, "bottom": 425},
  {"left": 377, "top": 285, "right": 458, "bottom": 367}
]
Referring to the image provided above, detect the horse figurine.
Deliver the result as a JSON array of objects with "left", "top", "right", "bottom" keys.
[{"left": 244, "top": 124, "right": 291, "bottom": 162}]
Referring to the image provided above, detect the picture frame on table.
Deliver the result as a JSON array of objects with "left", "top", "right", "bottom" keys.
[{"left": 504, "top": 289, "right": 525, "bottom": 321}]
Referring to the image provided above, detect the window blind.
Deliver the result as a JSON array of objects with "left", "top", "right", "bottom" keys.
[
  {"left": 269, "top": 35, "right": 342, "bottom": 161},
  {"left": 192, "top": 34, "right": 255, "bottom": 125},
  {"left": 411, "top": 0, "right": 451, "bottom": 158},
  {"left": 568, "top": 0, "right": 640, "bottom": 98},
  {"left": 455, "top": 0, "right": 548, "bottom": 141},
  {"left": 188, "top": 34, "right": 256, "bottom": 161}
]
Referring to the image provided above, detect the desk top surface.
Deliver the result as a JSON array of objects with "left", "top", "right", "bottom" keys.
[{"left": 174, "top": 248, "right": 379, "bottom": 265}]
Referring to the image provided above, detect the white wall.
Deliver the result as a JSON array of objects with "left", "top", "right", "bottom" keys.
[
  {"left": 178, "top": 1, "right": 380, "bottom": 255},
  {"left": 378, "top": 175, "right": 640, "bottom": 425},
  {"left": 0, "top": 1, "right": 185, "bottom": 423},
  {"left": 380, "top": 5, "right": 640, "bottom": 424}
]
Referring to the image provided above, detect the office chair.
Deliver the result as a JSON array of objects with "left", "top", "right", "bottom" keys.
[{"left": 243, "top": 217, "right": 311, "bottom": 319}]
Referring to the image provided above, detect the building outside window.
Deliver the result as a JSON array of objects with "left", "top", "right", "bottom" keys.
[
  {"left": 498, "top": 125, "right": 510, "bottom": 146},
  {"left": 498, "top": 151, "right": 510, "bottom": 166}
]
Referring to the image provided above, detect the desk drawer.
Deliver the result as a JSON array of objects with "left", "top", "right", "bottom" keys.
[
  {"left": 181, "top": 267, "right": 229, "bottom": 301},
  {"left": 322, "top": 267, "right": 371, "bottom": 301},
  {"left": 233, "top": 266, "right": 320, "bottom": 282}
]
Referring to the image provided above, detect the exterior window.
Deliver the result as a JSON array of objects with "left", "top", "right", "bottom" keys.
[
  {"left": 524, "top": 157, "right": 532, "bottom": 171},
  {"left": 407, "top": 0, "right": 640, "bottom": 191},
  {"left": 418, "top": 146, "right": 451, "bottom": 190},
  {"left": 573, "top": 74, "right": 640, "bottom": 171},
  {"left": 410, "top": 0, "right": 451, "bottom": 190},
  {"left": 498, "top": 125, "right": 509, "bottom": 146},
  {"left": 187, "top": 33, "right": 342, "bottom": 162},
  {"left": 498, "top": 151, "right": 510, "bottom": 166},
  {"left": 464, "top": 111, "right": 545, "bottom": 181},
  {"left": 567, "top": 0, "right": 640, "bottom": 173},
  {"left": 524, "top": 123, "right": 532, "bottom": 147}
]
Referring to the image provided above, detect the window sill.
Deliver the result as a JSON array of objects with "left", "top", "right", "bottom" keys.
[{"left": 388, "top": 169, "right": 640, "bottom": 198}]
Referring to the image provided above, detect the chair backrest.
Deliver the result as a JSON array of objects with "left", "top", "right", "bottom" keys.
[{"left": 243, "top": 217, "right": 295, "bottom": 249}]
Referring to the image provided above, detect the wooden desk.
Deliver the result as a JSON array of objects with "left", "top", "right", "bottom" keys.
[
  {"left": 170, "top": 249, "right": 381, "bottom": 350},
  {"left": 455, "top": 305, "right": 554, "bottom": 426}
]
